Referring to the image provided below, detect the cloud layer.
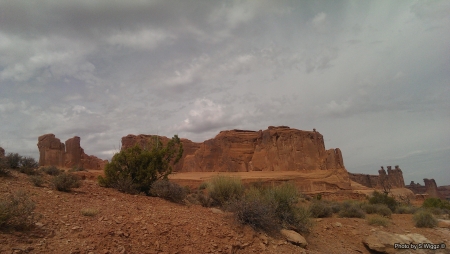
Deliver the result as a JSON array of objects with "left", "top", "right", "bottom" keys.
[{"left": 1, "top": 0, "right": 449, "bottom": 185}]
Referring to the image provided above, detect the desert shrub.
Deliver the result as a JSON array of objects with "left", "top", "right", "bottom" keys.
[
  {"left": 197, "top": 191, "right": 214, "bottom": 207},
  {"left": 330, "top": 202, "right": 342, "bottom": 213},
  {"left": 309, "top": 200, "right": 333, "bottom": 218},
  {"left": 109, "top": 176, "right": 139, "bottom": 194},
  {"left": 198, "top": 182, "right": 208, "bottom": 190},
  {"left": 368, "top": 191, "right": 398, "bottom": 212},
  {"left": 0, "top": 190, "right": 37, "bottom": 229},
  {"left": 395, "top": 205, "right": 418, "bottom": 214},
  {"left": 422, "top": 198, "right": 450, "bottom": 210},
  {"left": 339, "top": 201, "right": 365, "bottom": 218},
  {"left": 362, "top": 203, "right": 392, "bottom": 217},
  {"left": 150, "top": 180, "right": 187, "bottom": 203},
  {"left": 51, "top": 173, "right": 81, "bottom": 192},
  {"left": 231, "top": 186, "right": 312, "bottom": 234},
  {"left": 0, "top": 157, "right": 10, "bottom": 177},
  {"left": 98, "top": 135, "right": 183, "bottom": 195},
  {"left": 69, "top": 165, "right": 85, "bottom": 172},
  {"left": 413, "top": 210, "right": 437, "bottom": 228},
  {"left": 19, "top": 156, "right": 38, "bottom": 171},
  {"left": 80, "top": 208, "right": 99, "bottom": 217},
  {"left": 41, "top": 166, "right": 62, "bottom": 176},
  {"left": 267, "top": 182, "right": 299, "bottom": 216},
  {"left": 29, "top": 175, "right": 44, "bottom": 187},
  {"left": 207, "top": 175, "right": 244, "bottom": 206},
  {"left": 231, "top": 187, "right": 279, "bottom": 232},
  {"left": 367, "top": 215, "right": 390, "bottom": 227},
  {"left": 5, "top": 153, "right": 21, "bottom": 169}
]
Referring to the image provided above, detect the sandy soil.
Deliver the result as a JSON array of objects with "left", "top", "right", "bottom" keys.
[{"left": 1, "top": 171, "right": 449, "bottom": 254}]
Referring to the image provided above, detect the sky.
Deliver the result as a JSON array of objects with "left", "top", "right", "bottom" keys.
[{"left": 0, "top": 0, "right": 449, "bottom": 186}]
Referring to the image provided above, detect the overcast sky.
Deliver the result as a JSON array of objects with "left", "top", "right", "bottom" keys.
[{"left": 1, "top": 0, "right": 449, "bottom": 186}]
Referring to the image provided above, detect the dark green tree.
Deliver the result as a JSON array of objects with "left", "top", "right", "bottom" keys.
[{"left": 98, "top": 135, "right": 183, "bottom": 195}]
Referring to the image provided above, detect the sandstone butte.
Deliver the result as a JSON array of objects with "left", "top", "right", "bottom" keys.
[
  {"left": 121, "top": 126, "right": 352, "bottom": 193},
  {"left": 37, "top": 134, "right": 107, "bottom": 170}
]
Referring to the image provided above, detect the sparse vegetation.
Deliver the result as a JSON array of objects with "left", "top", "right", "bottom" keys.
[
  {"left": 207, "top": 175, "right": 244, "bottom": 206},
  {"left": 198, "top": 182, "right": 208, "bottom": 190},
  {"left": 309, "top": 200, "right": 333, "bottom": 218},
  {"left": 367, "top": 215, "right": 390, "bottom": 227},
  {"left": 41, "top": 166, "right": 62, "bottom": 176},
  {"left": 422, "top": 198, "right": 450, "bottom": 210},
  {"left": 5, "top": 153, "right": 21, "bottom": 169},
  {"left": 69, "top": 165, "right": 86, "bottom": 172},
  {"left": 29, "top": 175, "right": 44, "bottom": 187},
  {"left": 368, "top": 191, "right": 398, "bottom": 212},
  {"left": 362, "top": 203, "right": 392, "bottom": 217},
  {"left": 51, "top": 172, "right": 81, "bottom": 192},
  {"left": 98, "top": 135, "right": 183, "bottom": 195},
  {"left": 413, "top": 210, "right": 437, "bottom": 228},
  {"left": 150, "top": 180, "right": 187, "bottom": 203},
  {"left": 230, "top": 182, "right": 312, "bottom": 234},
  {"left": 0, "top": 190, "right": 37, "bottom": 229},
  {"left": 80, "top": 208, "right": 99, "bottom": 217},
  {"left": 0, "top": 157, "right": 10, "bottom": 176},
  {"left": 338, "top": 201, "right": 365, "bottom": 218},
  {"left": 395, "top": 205, "right": 418, "bottom": 214}
]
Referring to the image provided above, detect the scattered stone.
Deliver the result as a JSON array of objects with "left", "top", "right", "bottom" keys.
[
  {"left": 437, "top": 220, "right": 450, "bottom": 228},
  {"left": 280, "top": 229, "right": 308, "bottom": 248},
  {"left": 35, "top": 222, "right": 44, "bottom": 227},
  {"left": 363, "top": 231, "right": 431, "bottom": 254},
  {"left": 209, "top": 208, "right": 223, "bottom": 214},
  {"left": 334, "top": 222, "right": 342, "bottom": 228}
]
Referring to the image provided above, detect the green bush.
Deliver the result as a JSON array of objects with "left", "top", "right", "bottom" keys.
[
  {"left": 230, "top": 185, "right": 312, "bottom": 234},
  {"left": 330, "top": 202, "right": 342, "bottom": 213},
  {"left": 198, "top": 182, "right": 208, "bottom": 190},
  {"left": 197, "top": 191, "right": 213, "bottom": 207},
  {"left": 368, "top": 191, "right": 398, "bottom": 212},
  {"left": 41, "top": 166, "right": 62, "bottom": 176},
  {"left": 98, "top": 135, "right": 183, "bottom": 195},
  {"left": 150, "top": 180, "right": 187, "bottom": 203},
  {"left": 395, "top": 205, "right": 418, "bottom": 214},
  {"left": 422, "top": 198, "right": 450, "bottom": 210},
  {"left": 339, "top": 201, "right": 365, "bottom": 218},
  {"left": 51, "top": 173, "right": 81, "bottom": 192},
  {"left": 413, "top": 210, "right": 437, "bottom": 228},
  {"left": 367, "top": 215, "right": 390, "bottom": 227},
  {"left": 231, "top": 187, "right": 279, "bottom": 232},
  {"left": 0, "top": 190, "right": 37, "bottom": 229},
  {"left": 309, "top": 200, "right": 333, "bottom": 218},
  {"left": 5, "top": 153, "right": 21, "bottom": 169},
  {"left": 29, "top": 175, "right": 44, "bottom": 187},
  {"left": 362, "top": 203, "right": 392, "bottom": 217},
  {"left": 19, "top": 156, "right": 38, "bottom": 171},
  {"left": 0, "top": 157, "right": 10, "bottom": 176},
  {"left": 207, "top": 175, "right": 244, "bottom": 206}
]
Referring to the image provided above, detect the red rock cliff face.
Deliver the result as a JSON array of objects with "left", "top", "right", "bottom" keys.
[
  {"left": 37, "top": 134, "right": 107, "bottom": 170},
  {"left": 121, "top": 126, "right": 346, "bottom": 173},
  {"left": 349, "top": 166, "right": 405, "bottom": 189}
]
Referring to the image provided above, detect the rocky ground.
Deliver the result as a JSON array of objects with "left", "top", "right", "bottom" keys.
[{"left": 1, "top": 171, "right": 449, "bottom": 254}]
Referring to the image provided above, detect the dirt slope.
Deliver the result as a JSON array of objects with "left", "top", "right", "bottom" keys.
[{"left": 1, "top": 171, "right": 449, "bottom": 254}]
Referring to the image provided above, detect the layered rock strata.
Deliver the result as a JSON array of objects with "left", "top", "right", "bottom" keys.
[
  {"left": 37, "top": 134, "right": 107, "bottom": 170},
  {"left": 122, "top": 126, "right": 352, "bottom": 191},
  {"left": 349, "top": 166, "right": 405, "bottom": 189}
]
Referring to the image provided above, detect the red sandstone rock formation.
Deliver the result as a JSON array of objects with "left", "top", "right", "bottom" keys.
[
  {"left": 349, "top": 165, "right": 405, "bottom": 189},
  {"left": 121, "top": 126, "right": 346, "bottom": 172},
  {"left": 37, "top": 134, "right": 107, "bottom": 170},
  {"left": 406, "top": 179, "right": 443, "bottom": 198}
]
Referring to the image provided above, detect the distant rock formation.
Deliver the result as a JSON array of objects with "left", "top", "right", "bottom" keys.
[
  {"left": 0, "top": 147, "right": 5, "bottom": 157},
  {"left": 122, "top": 126, "right": 352, "bottom": 192},
  {"left": 349, "top": 165, "right": 405, "bottom": 189},
  {"left": 122, "top": 126, "right": 346, "bottom": 172},
  {"left": 406, "top": 179, "right": 443, "bottom": 198},
  {"left": 37, "top": 134, "right": 107, "bottom": 170}
]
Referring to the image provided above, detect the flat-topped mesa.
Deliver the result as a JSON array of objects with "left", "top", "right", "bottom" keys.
[
  {"left": 121, "top": 126, "right": 346, "bottom": 173},
  {"left": 37, "top": 134, "right": 107, "bottom": 170},
  {"left": 349, "top": 165, "right": 405, "bottom": 189}
]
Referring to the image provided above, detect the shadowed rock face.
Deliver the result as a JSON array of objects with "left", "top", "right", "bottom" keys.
[
  {"left": 37, "top": 134, "right": 107, "bottom": 170},
  {"left": 406, "top": 179, "right": 443, "bottom": 198},
  {"left": 121, "top": 126, "right": 345, "bottom": 173}
]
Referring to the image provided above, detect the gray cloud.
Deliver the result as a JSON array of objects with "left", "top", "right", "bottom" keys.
[{"left": 0, "top": 0, "right": 449, "bottom": 186}]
